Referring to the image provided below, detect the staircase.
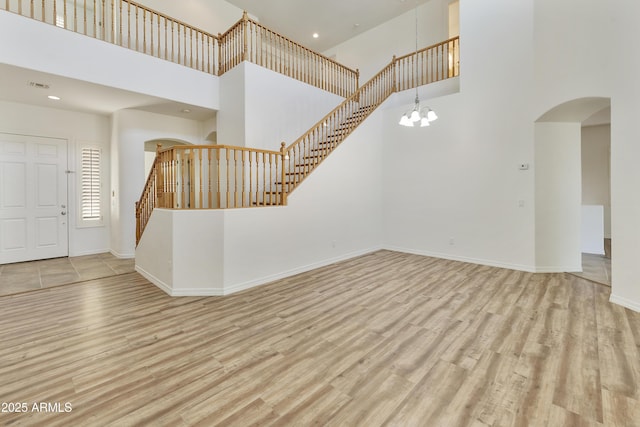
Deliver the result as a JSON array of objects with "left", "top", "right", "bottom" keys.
[{"left": 136, "top": 37, "right": 460, "bottom": 244}]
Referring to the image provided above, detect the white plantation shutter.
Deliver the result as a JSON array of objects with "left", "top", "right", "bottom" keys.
[{"left": 80, "top": 147, "right": 101, "bottom": 222}]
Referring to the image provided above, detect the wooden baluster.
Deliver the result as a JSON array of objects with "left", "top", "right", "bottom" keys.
[
  {"left": 163, "top": 17, "right": 167, "bottom": 60},
  {"left": 177, "top": 24, "right": 182, "bottom": 65},
  {"left": 126, "top": 1, "right": 130, "bottom": 48},
  {"left": 196, "top": 149, "right": 202, "bottom": 208},
  {"left": 189, "top": 27, "right": 193, "bottom": 68},
  {"left": 223, "top": 149, "right": 229, "bottom": 208},
  {"left": 261, "top": 152, "right": 266, "bottom": 205},
  {"left": 150, "top": 12, "right": 155, "bottom": 56},
  {"left": 232, "top": 149, "right": 238, "bottom": 208},
  {"left": 118, "top": 0, "right": 122, "bottom": 45},
  {"left": 214, "top": 148, "right": 220, "bottom": 208},
  {"left": 134, "top": 6, "right": 138, "bottom": 51},
  {"left": 217, "top": 32, "right": 222, "bottom": 74},
  {"left": 142, "top": 8, "right": 147, "bottom": 53},
  {"left": 172, "top": 23, "right": 176, "bottom": 64}
]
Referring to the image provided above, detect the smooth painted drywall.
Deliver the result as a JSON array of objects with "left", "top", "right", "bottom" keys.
[
  {"left": 243, "top": 62, "right": 343, "bottom": 151},
  {"left": 133, "top": 0, "right": 244, "bottom": 36},
  {"left": 534, "top": 122, "right": 582, "bottom": 271},
  {"left": 137, "top": 106, "right": 383, "bottom": 295},
  {"left": 0, "top": 100, "right": 110, "bottom": 256},
  {"left": 136, "top": 208, "right": 225, "bottom": 295},
  {"left": 581, "top": 206, "right": 604, "bottom": 255},
  {"left": 0, "top": 12, "right": 219, "bottom": 110},
  {"left": 610, "top": 0, "right": 640, "bottom": 312},
  {"left": 381, "top": 0, "right": 536, "bottom": 271},
  {"left": 222, "top": 107, "right": 383, "bottom": 291},
  {"left": 533, "top": 0, "right": 612, "bottom": 116},
  {"left": 582, "top": 125, "right": 611, "bottom": 238},
  {"left": 218, "top": 62, "right": 343, "bottom": 150},
  {"left": 324, "top": 0, "right": 449, "bottom": 82},
  {"left": 110, "top": 109, "right": 204, "bottom": 257}
]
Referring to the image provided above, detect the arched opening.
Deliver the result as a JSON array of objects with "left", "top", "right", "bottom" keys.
[
  {"left": 535, "top": 97, "right": 611, "bottom": 285},
  {"left": 143, "top": 138, "right": 191, "bottom": 178}
]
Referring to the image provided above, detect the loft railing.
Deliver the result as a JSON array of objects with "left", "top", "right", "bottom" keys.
[
  {"left": 281, "top": 37, "right": 460, "bottom": 191},
  {"left": 2, "top": 3, "right": 359, "bottom": 94},
  {"left": 136, "top": 37, "right": 459, "bottom": 244},
  {"left": 1, "top": 0, "right": 217, "bottom": 74},
  {"left": 136, "top": 144, "right": 285, "bottom": 243},
  {"left": 218, "top": 12, "right": 359, "bottom": 98}
]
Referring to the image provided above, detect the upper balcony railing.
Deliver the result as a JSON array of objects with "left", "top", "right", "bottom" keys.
[
  {"left": 1, "top": 2, "right": 359, "bottom": 97},
  {"left": 218, "top": 12, "right": 359, "bottom": 98},
  {"left": 2, "top": 0, "right": 217, "bottom": 74}
]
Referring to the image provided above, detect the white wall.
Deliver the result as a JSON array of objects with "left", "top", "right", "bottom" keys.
[
  {"left": 325, "top": 0, "right": 450, "bottom": 82},
  {"left": 534, "top": 122, "right": 582, "bottom": 271},
  {"left": 533, "top": 0, "right": 612, "bottom": 116},
  {"left": 0, "top": 12, "right": 219, "bottom": 111},
  {"left": 582, "top": 125, "right": 611, "bottom": 238},
  {"left": 136, "top": 208, "right": 225, "bottom": 295},
  {"left": 110, "top": 109, "right": 204, "bottom": 257},
  {"left": 0, "top": 100, "right": 110, "bottom": 256},
  {"left": 610, "top": 0, "right": 640, "bottom": 312},
  {"left": 134, "top": 0, "right": 244, "bottom": 37},
  {"left": 218, "top": 62, "right": 343, "bottom": 150},
  {"left": 136, "top": 107, "right": 384, "bottom": 295},
  {"left": 381, "top": 0, "right": 536, "bottom": 271}
]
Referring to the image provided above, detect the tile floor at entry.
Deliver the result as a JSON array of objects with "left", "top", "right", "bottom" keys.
[{"left": 0, "top": 253, "right": 135, "bottom": 296}]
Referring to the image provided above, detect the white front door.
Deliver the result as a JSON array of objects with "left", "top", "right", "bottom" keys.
[{"left": 0, "top": 133, "right": 68, "bottom": 264}]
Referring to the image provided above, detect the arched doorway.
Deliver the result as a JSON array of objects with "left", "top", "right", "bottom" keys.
[
  {"left": 534, "top": 97, "right": 611, "bottom": 285},
  {"left": 143, "top": 138, "right": 191, "bottom": 178}
]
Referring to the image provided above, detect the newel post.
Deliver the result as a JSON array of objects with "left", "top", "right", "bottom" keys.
[
  {"left": 242, "top": 11, "right": 249, "bottom": 62},
  {"left": 280, "top": 142, "right": 288, "bottom": 205}
]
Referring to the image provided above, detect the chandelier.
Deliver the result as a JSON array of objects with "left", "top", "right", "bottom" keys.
[{"left": 399, "top": 1, "right": 437, "bottom": 127}]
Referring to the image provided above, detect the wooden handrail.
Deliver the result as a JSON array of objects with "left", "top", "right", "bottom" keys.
[
  {"left": 1, "top": 0, "right": 218, "bottom": 74},
  {"left": 136, "top": 36, "right": 459, "bottom": 244},
  {"left": 2, "top": 3, "right": 362, "bottom": 94},
  {"left": 218, "top": 12, "right": 360, "bottom": 98}
]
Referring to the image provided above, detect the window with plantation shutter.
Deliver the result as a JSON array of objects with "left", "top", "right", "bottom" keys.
[{"left": 80, "top": 147, "right": 102, "bottom": 225}]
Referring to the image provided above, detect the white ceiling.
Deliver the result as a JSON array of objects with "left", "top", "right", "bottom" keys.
[
  {"left": 226, "top": 0, "right": 431, "bottom": 52},
  {"left": 0, "top": 63, "right": 215, "bottom": 121}
]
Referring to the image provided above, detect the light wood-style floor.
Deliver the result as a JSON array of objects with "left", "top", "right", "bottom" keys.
[{"left": 0, "top": 250, "right": 639, "bottom": 426}]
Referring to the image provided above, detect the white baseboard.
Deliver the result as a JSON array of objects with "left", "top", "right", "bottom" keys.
[
  {"left": 383, "top": 245, "right": 538, "bottom": 273},
  {"left": 222, "top": 246, "right": 383, "bottom": 296},
  {"left": 609, "top": 294, "right": 640, "bottom": 313},
  {"left": 110, "top": 250, "right": 135, "bottom": 259},
  {"left": 534, "top": 265, "right": 583, "bottom": 273},
  {"left": 68, "top": 248, "right": 110, "bottom": 257},
  {"left": 135, "top": 265, "right": 172, "bottom": 296}
]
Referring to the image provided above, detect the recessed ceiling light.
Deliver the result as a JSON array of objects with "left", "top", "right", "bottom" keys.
[
  {"left": 181, "top": 108, "right": 191, "bottom": 114},
  {"left": 47, "top": 95, "right": 61, "bottom": 100},
  {"left": 312, "top": 33, "right": 319, "bottom": 39}
]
